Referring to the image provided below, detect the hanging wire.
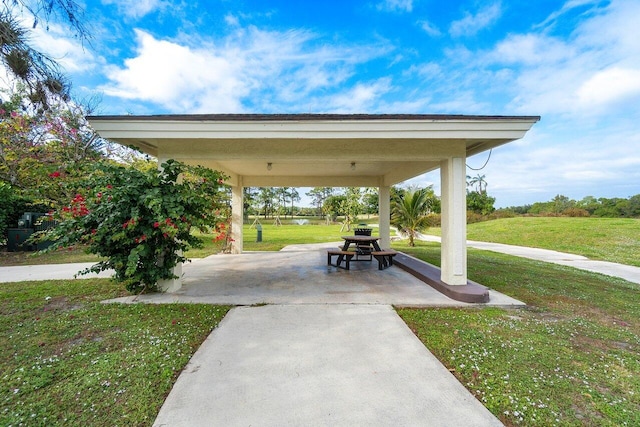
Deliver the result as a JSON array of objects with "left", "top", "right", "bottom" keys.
[{"left": 466, "top": 148, "right": 492, "bottom": 171}]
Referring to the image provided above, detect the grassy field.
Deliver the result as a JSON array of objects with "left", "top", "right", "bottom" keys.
[
  {"left": 0, "top": 279, "right": 230, "bottom": 426},
  {"left": 4, "top": 216, "right": 637, "bottom": 267},
  {"left": 1, "top": 222, "right": 376, "bottom": 265},
  {"left": 428, "top": 217, "right": 640, "bottom": 267},
  {"left": 394, "top": 240, "right": 640, "bottom": 426}
]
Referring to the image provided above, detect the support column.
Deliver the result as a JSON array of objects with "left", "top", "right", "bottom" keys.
[
  {"left": 378, "top": 185, "right": 391, "bottom": 249},
  {"left": 440, "top": 157, "right": 467, "bottom": 285},
  {"left": 157, "top": 156, "right": 182, "bottom": 292},
  {"left": 231, "top": 180, "right": 244, "bottom": 254}
]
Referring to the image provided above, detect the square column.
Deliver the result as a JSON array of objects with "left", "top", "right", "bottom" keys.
[
  {"left": 440, "top": 157, "right": 467, "bottom": 285},
  {"left": 231, "top": 181, "right": 244, "bottom": 254},
  {"left": 157, "top": 156, "right": 183, "bottom": 292},
  {"left": 378, "top": 186, "right": 391, "bottom": 249}
]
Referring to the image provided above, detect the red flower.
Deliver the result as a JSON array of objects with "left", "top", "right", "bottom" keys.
[
  {"left": 153, "top": 222, "right": 160, "bottom": 228},
  {"left": 106, "top": 184, "right": 113, "bottom": 189},
  {"left": 49, "top": 171, "right": 61, "bottom": 178}
]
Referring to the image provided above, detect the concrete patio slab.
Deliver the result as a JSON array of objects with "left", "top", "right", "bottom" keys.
[
  {"left": 153, "top": 304, "right": 503, "bottom": 427},
  {"left": 105, "top": 244, "right": 523, "bottom": 307}
]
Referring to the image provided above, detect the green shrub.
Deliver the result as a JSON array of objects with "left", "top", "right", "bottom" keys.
[
  {"left": 40, "top": 160, "right": 229, "bottom": 293},
  {"left": 0, "top": 183, "right": 31, "bottom": 244},
  {"left": 561, "top": 207, "right": 590, "bottom": 217}
]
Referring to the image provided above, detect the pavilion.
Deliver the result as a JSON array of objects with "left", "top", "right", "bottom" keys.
[{"left": 88, "top": 114, "right": 539, "bottom": 293}]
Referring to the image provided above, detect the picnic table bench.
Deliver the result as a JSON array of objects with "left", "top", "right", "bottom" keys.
[
  {"left": 327, "top": 250, "right": 356, "bottom": 270},
  {"left": 371, "top": 250, "right": 397, "bottom": 270}
]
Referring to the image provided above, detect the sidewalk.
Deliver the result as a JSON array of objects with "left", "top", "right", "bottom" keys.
[
  {"left": 417, "top": 234, "right": 640, "bottom": 285},
  {"left": 0, "top": 262, "right": 112, "bottom": 282},
  {"left": 153, "top": 304, "right": 503, "bottom": 427}
]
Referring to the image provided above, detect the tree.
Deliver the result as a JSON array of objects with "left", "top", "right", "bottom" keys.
[
  {"left": 467, "top": 174, "right": 487, "bottom": 194},
  {"left": 0, "top": 0, "right": 90, "bottom": 110},
  {"left": 363, "top": 191, "right": 379, "bottom": 215},
  {"left": 552, "top": 194, "right": 574, "bottom": 214},
  {"left": 466, "top": 174, "right": 494, "bottom": 215},
  {"left": 289, "top": 187, "right": 300, "bottom": 216},
  {"left": 257, "top": 187, "right": 276, "bottom": 218},
  {"left": 391, "top": 187, "right": 433, "bottom": 246},
  {"left": 322, "top": 194, "right": 346, "bottom": 222},
  {"left": 626, "top": 194, "right": 640, "bottom": 217},
  {"left": 0, "top": 88, "right": 115, "bottom": 207},
  {"left": 307, "top": 187, "right": 333, "bottom": 217},
  {"left": 243, "top": 187, "right": 259, "bottom": 219},
  {"left": 339, "top": 187, "right": 363, "bottom": 231},
  {"left": 467, "top": 192, "right": 495, "bottom": 215}
]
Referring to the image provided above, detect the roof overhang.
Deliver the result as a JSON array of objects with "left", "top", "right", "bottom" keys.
[{"left": 87, "top": 114, "right": 540, "bottom": 187}]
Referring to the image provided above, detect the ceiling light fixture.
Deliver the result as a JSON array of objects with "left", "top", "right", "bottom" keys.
[
  {"left": 267, "top": 162, "right": 272, "bottom": 171},
  {"left": 350, "top": 162, "right": 356, "bottom": 171}
]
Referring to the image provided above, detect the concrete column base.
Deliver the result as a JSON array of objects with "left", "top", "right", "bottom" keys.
[{"left": 158, "top": 263, "right": 183, "bottom": 292}]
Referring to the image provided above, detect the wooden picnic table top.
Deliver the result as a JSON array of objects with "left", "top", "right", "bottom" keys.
[{"left": 341, "top": 235, "right": 379, "bottom": 242}]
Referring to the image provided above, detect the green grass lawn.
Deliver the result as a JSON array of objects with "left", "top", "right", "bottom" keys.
[
  {"left": 0, "top": 279, "right": 230, "bottom": 426},
  {"left": 191, "top": 223, "right": 352, "bottom": 255},
  {"left": 1, "top": 223, "right": 376, "bottom": 265},
  {"left": 394, "top": 240, "right": 640, "bottom": 426},
  {"left": 2, "top": 217, "right": 639, "bottom": 425},
  {"left": 428, "top": 217, "right": 640, "bottom": 267}
]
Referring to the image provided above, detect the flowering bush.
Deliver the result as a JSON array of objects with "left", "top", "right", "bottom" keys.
[{"left": 41, "top": 160, "right": 229, "bottom": 293}]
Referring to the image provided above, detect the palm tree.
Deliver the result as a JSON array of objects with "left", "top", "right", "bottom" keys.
[
  {"left": 467, "top": 174, "right": 487, "bottom": 194},
  {"left": 391, "top": 188, "right": 432, "bottom": 246}
]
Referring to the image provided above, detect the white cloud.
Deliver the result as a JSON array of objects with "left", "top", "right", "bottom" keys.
[
  {"left": 449, "top": 2, "right": 502, "bottom": 37},
  {"left": 101, "top": 30, "right": 247, "bottom": 112},
  {"left": 418, "top": 20, "right": 441, "bottom": 37},
  {"left": 576, "top": 67, "right": 640, "bottom": 108},
  {"left": 490, "top": 34, "right": 572, "bottom": 66},
  {"left": 401, "top": 5, "right": 640, "bottom": 205},
  {"left": 321, "top": 79, "right": 393, "bottom": 112},
  {"left": 534, "top": 0, "right": 602, "bottom": 30},
  {"left": 100, "top": 28, "right": 391, "bottom": 113},
  {"left": 225, "top": 14, "right": 240, "bottom": 27},
  {"left": 377, "top": 0, "right": 413, "bottom": 12},
  {"left": 30, "top": 22, "right": 100, "bottom": 74},
  {"left": 483, "top": 126, "right": 640, "bottom": 206},
  {"left": 101, "top": 0, "right": 165, "bottom": 19},
  {"left": 465, "top": 0, "right": 640, "bottom": 117}
]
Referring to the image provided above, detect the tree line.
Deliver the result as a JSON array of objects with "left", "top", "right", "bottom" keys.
[{"left": 500, "top": 194, "right": 640, "bottom": 218}]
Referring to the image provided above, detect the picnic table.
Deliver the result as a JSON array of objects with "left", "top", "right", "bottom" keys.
[
  {"left": 340, "top": 235, "right": 382, "bottom": 252},
  {"left": 327, "top": 236, "right": 396, "bottom": 270}
]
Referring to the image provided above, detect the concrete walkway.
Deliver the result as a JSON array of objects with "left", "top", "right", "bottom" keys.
[
  {"left": 418, "top": 234, "right": 640, "bottom": 285},
  {"left": 153, "top": 304, "right": 502, "bottom": 427}
]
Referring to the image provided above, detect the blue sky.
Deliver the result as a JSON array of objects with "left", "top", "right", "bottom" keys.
[{"left": 23, "top": 0, "right": 640, "bottom": 207}]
